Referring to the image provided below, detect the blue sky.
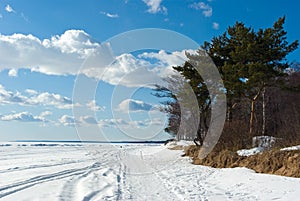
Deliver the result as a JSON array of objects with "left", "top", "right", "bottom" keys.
[{"left": 0, "top": 0, "right": 299, "bottom": 141}]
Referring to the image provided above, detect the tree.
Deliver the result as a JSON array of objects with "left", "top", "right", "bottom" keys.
[
  {"left": 174, "top": 60, "right": 209, "bottom": 138},
  {"left": 157, "top": 17, "right": 298, "bottom": 148},
  {"left": 264, "top": 72, "right": 300, "bottom": 142},
  {"left": 154, "top": 50, "right": 218, "bottom": 145},
  {"left": 202, "top": 17, "right": 298, "bottom": 137},
  {"left": 153, "top": 74, "right": 200, "bottom": 141},
  {"left": 172, "top": 49, "right": 226, "bottom": 146},
  {"left": 153, "top": 77, "right": 181, "bottom": 137}
]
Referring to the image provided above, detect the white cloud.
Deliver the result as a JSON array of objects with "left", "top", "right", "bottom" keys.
[
  {"left": 40, "top": 111, "right": 52, "bottom": 117},
  {"left": 190, "top": 2, "right": 212, "bottom": 17},
  {"left": 84, "top": 49, "right": 197, "bottom": 87},
  {"left": 8, "top": 69, "right": 18, "bottom": 77},
  {"left": 0, "top": 112, "right": 45, "bottom": 122},
  {"left": 0, "top": 30, "right": 113, "bottom": 76},
  {"left": 5, "top": 5, "right": 15, "bottom": 13},
  {"left": 86, "top": 100, "right": 105, "bottom": 111},
  {"left": 107, "top": 13, "right": 119, "bottom": 18},
  {"left": 0, "top": 30, "right": 196, "bottom": 88},
  {"left": 138, "top": 49, "right": 192, "bottom": 67},
  {"left": 59, "top": 114, "right": 165, "bottom": 129},
  {"left": 118, "top": 99, "right": 154, "bottom": 113},
  {"left": 0, "top": 85, "right": 28, "bottom": 105},
  {"left": 98, "top": 118, "right": 128, "bottom": 128},
  {"left": 100, "top": 11, "right": 119, "bottom": 18},
  {"left": 212, "top": 22, "right": 220, "bottom": 30},
  {"left": 0, "top": 84, "right": 76, "bottom": 109},
  {"left": 49, "top": 30, "right": 100, "bottom": 56},
  {"left": 82, "top": 53, "right": 164, "bottom": 87},
  {"left": 25, "top": 89, "right": 38, "bottom": 95},
  {"left": 80, "top": 116, "right": 98, "bottom": 125},
  {"left": 138, "top": 49, "right": 197, "bottom": 78},
  {"left": 104, "top": 53, "right": 158, "bottom": 86},
  {"left": 30, "top": 92, "right": 74, "bottom": 109},
  {"left": 97, "top": 118, "right": 162, "bottom": 128},
  {"left": 59, "top": 115, "right": 77, "bottom": 127},
  {"left": 143, "top": 0, "right": 167, "bottom": 14},
  {"left": 58, "top": 115, "right": 124, "bottom": 127}
]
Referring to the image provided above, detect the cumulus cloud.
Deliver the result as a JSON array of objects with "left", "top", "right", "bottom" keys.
[
  {"left": 143, "top": 0, "right": 167, "bottom": 14},
  {"left": 0, "top": 85, "right": 27, "bottom": 105},
  {"left": 97, "top": 118, "right": 164, "bottom": 128},
  {"left": 58, "top": 114, "right": 165, "bottom": 128},
  {"left": 118, "top": 99, "right": 155, "bottom": 113},
  {"left": 0, "top": 30, "right": 112, "bottom": 76},
  {"left": 84, "top": 49, "right": 195, "bottom": 87},
  {"left": 82, "top": 53, "right": 164, "bottom": 87},
  {"left": 30, "top": 92, "right": 74, "bottom": 109},
  {"left": 98, "top": 118, "right": 128, "bottom": 128},
  {"left": 59, "top": 115, "right": 81, "bottom": 127},
  {"left": 138, "top": 49, "right": 196, "bottom": 78},
  {"left": 5, "top": 5, "right": 15, "bottom": 13},
  {"left": 0, "top": 30, "right": 195, "bottom": 87},
  {"left": 25, "top": 89, "right": 38, "bottom": 95},
  {"left": 0, "top": 112, "right": 45, "bottom": 122},
  {"left": 79, "top": 116, "right": 98, "bottom": 125},
  {"left": 138, "top": 49, "right": 193, "bottom": 67},
  {"left": 47, "top": 30, "right": 101, "bottom": 57},
  {"left": 40, "top": 111, "right": 52, "bottom": 117},
  {"left": 212, "top": 22, "right": 220, "bottom": 30},
  {"left": 86, "top": 100, "right": 105, "bottom": 111},
  {"left": 0, "top": 84, "right": 76, "bottom": 109},
  {"left": 59, "top": 115, "right": 126, "bottom": 127},
  {"left": 100, "top": 11, "right": 119, "bottom": 18},
  {"left": 8, "top": 69, "right": 18, "bottom": 77},
  {"left": 190, "top": 2, "right": 212, "bottom": 17}
]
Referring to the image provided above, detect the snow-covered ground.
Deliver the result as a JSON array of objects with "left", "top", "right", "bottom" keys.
[
  {"left": 281, "top": 145, "right": 300, "bottom": 151},
  {"left": 237, "top": 136, "right": 278, "bottom": 156},
  {"left": 1, "top": 142, "right": 300, "bottom": 201}
]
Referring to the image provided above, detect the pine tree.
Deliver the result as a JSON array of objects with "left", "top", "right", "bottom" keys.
[{"left": 203, "top": 17, "right": 298, "bottom": 137}]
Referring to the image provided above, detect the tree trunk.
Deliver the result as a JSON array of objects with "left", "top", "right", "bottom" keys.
[
  {"left": 262, "top": 87, "right": 266, "bottom": 135},
  {"left": 249, "top": 90, "right": 262, "bottom": 137},
  {"left": 226, "top": 102, "right": 237, "bottom": 125},
  {"left": 249, "top": 100, "right": 256, "bottom": 137},
  {"left": 226, "top": 106, "right": 233, "bottom": 125}
]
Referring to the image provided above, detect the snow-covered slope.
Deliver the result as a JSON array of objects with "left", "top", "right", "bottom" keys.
[{"left": 0, "top": 143, "right": 300, "bottom": 200}]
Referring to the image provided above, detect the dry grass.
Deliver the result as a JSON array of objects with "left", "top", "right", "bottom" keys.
[{"left": 184, "top": 145, "right": 300, "bottom": 178}]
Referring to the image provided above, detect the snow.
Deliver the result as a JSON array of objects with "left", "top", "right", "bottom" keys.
[
  {"left": 281, "top": 145, "right": 300, "bottom": 151},
  {"left": 237, "top": 147, "right": 265, "bottom": 157},
  {"left": 165, "top": 140, "right": 194, "bottom": 148},
  {"left": 175, "top": 140, "right": 195, "bottom": 146},
  {"left": 1, "top": 142, "right": 300, "bottom": 200},
  {"left": 237, "top": 136, "right": 277, "bottom": 157}
]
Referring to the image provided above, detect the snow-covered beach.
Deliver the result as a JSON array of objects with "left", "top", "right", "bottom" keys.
[{"left": 1, "top": 142, "right": 300, "bottom": 201}]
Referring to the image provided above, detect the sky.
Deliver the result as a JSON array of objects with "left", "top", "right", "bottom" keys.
[{"left": 0, "top": 0, "right": 299, "bottom": 142}]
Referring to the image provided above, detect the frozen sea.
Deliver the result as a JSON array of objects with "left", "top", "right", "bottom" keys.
[{"left": 0, "top": 142, "right": 300, "bottom": 201}]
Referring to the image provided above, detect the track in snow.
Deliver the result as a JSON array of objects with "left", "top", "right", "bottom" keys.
[{"left": 1, "top": 143, "right": 300, "bottom": 201}]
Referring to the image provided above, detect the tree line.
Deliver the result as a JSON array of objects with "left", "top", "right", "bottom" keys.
[{"left": 156, "top": 17, "right": 300, "bottom": 149}]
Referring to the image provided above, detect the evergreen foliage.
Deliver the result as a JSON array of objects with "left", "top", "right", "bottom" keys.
[{"left": 156, "top": 17, "right": 299, "bottom": 146}]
